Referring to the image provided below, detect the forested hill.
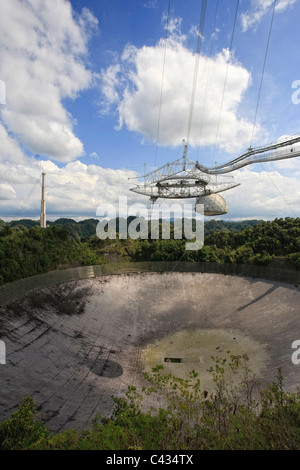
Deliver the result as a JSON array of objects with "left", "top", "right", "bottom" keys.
[
  {"left": 204, "top": 218, "right": 264, "bottom": 234},
  {"left": 5, "top": 217, "right": 263, "bottom": 239},
  {"left": 0, "top": 225, "right": 103, "bottom": 285},
  {"left": 7, "top": 218, "right": 99, "bottom": 240},
  {"left": 0, "top": 217, "right": 299, "bottom": 285},
  {"left": 90, "top": 217, "right": 299, "bottom": 268}
]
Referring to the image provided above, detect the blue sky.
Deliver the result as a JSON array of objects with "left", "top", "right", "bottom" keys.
[{"left": 0, "top": 0, "right": 299, "bottom": 221}]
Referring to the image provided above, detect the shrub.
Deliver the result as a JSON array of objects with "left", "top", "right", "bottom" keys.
[
  {"left": 0, "top": 397, "right": 49, "bottom": 450},
  {"left": 1, "top": 356, "right": 299, "bottom": 450}
]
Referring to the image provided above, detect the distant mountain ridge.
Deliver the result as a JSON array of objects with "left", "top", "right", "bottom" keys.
[
  {"left": 3, "top": 217, "right": 264, "bottom": 239},
  {"left": 0, "top": 217, "right": 299, "bottom": 285}
]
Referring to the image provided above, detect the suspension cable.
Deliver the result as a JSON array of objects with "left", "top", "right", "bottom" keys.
[
  {"left": 154, "top": 0, "right": 171, "bottom": 168},
  {"left": 249, "top": 1, "right": 296, "bottom": 217},
  {"left": 250, "top": 0, "right": 276, "bottom": 147},
  {"left": 212, "top": 0, "right": 239, "bottom": 164},
  {"left": 261, "top": 163, "right": 297, "bottom": 217},
  {"left": 196, "top": 0, "right": 219, "bottom": 165},
  {"left": 199, "top": 0, "right": 219, "bottom": 137},
  {"left": 11, "top": 177, "right": 41, "bottom": 219},
  {"left": 186, "top": 0, "right": 208, "bottom": 147}
]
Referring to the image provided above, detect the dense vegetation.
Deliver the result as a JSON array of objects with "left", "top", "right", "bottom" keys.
[
  {"left": 0, "top": 217, "right": 299, "bottom": 285},
  {"left": 0, "top": 354, "right": 299, "bottom": 450},
  {"left": 89, "top": 216, "right": 300, "bottom": 268},
  {"left": 0, "top": 225, "right": 103, "bottom": 285},
  {"left": 7, "top": 217, "right": 264, "bottom": 240},
  {"left": 0, "top": 218, "right": 299, "bottom": 449},
  {"left": 8, "top": 217, "right": 100, "bottom": 240}
]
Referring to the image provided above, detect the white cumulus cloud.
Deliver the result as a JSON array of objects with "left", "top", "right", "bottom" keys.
[
  {"left": 0, "top": 183, "right": 17, "bottom": 201},
  {"left": 100, "top": 23, "right": 258, "bottom": 153},
  {"left": 241, "top": 0, "right": 297, "bottom": 31},
  {"left": 0, "top": 158, "right": 140, "bottom": 219},
  {"left": 0, "top": 0, "right": 98, "bottom": 162},
  {"left": 0, "top": 156, "right": 298, "bottom": 221},
  {"left": 225, "top": 166, "right": 299, "bottom": 219}
]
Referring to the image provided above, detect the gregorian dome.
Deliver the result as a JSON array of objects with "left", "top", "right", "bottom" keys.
[{"left": 195, "top": 193, "right": 228, "bottom": 216}]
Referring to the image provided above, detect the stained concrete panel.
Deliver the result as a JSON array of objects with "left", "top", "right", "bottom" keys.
[{"left": 0, "top": 272, "right": 299, "bottom": 433}]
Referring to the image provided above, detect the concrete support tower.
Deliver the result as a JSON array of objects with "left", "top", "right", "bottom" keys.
[{"left": 40, "top": 172, "right": 46, "bottom": 228}]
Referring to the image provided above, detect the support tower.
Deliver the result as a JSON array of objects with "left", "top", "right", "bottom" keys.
[{"left": 40, "top": 172, "right": 46, "bottom": 228}]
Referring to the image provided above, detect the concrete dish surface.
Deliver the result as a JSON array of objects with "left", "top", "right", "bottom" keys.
[{"left": 0, "top": 272, "right": 299, "bottom": 433}]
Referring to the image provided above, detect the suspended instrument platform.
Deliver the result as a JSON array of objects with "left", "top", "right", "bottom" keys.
[{"left": 130, "top": 134, "right": 300, "bottom": 215}]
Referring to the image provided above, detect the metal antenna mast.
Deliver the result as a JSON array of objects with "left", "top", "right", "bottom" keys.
[{"left": 40, "top": 172, "right": 46, "bottom": 228}]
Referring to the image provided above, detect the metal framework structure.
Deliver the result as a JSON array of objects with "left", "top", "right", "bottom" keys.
[
  {"left": 130, "top": 157, "right": 240, "bottom": 201},
  {"left": 130, "top": 142, "right": 238, "bottom": 201},
  {"left": 196, "top": 133, "right": 300, "bottom": 174},
  {"left": 129, "top": 0, "right": 300, "bottom": 216},
  {"left": 130, "top": 134, "right": 300, "bottom": 215}
]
